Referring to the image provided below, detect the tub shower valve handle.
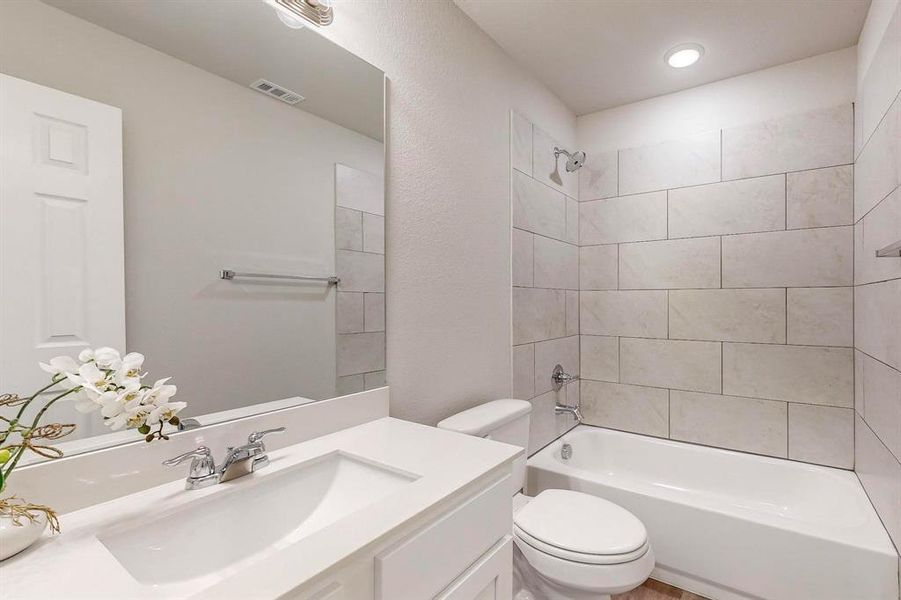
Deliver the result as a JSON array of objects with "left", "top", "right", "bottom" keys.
[{"left": 552, "top": 364, "right": 579, "bottom": 392}]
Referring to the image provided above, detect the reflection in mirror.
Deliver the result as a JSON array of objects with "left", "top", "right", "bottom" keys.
[{"left": 0, "top": 0, "right": 385, "bottom": 463}]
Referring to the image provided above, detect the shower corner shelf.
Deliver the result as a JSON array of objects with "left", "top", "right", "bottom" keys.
[{"left": 875, "top": 240, "right": 901, "bottom": 258}]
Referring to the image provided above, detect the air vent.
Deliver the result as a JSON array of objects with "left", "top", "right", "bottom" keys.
[{"left": 249, "top": 79, "right": 305, "bottom": 105}]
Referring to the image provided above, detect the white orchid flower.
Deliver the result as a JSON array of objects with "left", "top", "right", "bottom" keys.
[
  {"left": 66, "top": 362, "right": 114, "bottom": 395},
  {"left": 113, "top": 353, "right": 145, "bottom": 388},
  {"left": 141, "top": 378, "right": 183, "bottom": 426},
  {"left": 101, "top": 387, "right": 148, "bottom": 430},
  {"left": 91, "top": 347, "right": 122, "bottom": 369},
  {"left": 38, "top": 355, "right": 80, "bottom": 378},
  {"left": 77, "top": 348, "right": 95, "bottom": 362}
]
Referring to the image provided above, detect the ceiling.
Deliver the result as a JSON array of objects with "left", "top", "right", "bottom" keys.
[
  {"left": 43, "top": 0, "right": 384, "bottom": 141},
  {"left": 455, "top": 0, "right": 871, "bottom": 115}
]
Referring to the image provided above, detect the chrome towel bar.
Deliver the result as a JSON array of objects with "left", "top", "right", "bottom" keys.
[
  {"left": 220, "top": 270, "right": 340, "bottom": 285},
  {"left": 875, "top": 240, "right": 901, "bottom": 258}
]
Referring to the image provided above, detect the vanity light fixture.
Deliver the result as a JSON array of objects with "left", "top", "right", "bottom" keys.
[
  {"left": 265, "top": 0, "right": 333, "bottom": 28},
  {"left": 664, "top": 43, "right": 704, "bottom": 68}
]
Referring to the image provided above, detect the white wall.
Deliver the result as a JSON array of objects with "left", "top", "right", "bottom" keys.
[
  {"left": 319, "top": 1, "right": 576, "bottom": 424},
  {"left": 577, "top": 47, "right": 856, "bottom": 154},
  {"left": 0, "top": 0, "right": 383, "bottom": 416},
  {"left": 852, "top": 0, "right": 901, "bottom": 556}
]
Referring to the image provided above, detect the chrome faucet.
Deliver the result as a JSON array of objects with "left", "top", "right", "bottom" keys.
[
  {"left": 555, "top": 402, "right": 583, "bottom": 423},
  {"left": 552, "top": 364, "right": 583, "bottom": 422},
  {"left": 163, "top": 427, "right": 286, "bottom": 490}
]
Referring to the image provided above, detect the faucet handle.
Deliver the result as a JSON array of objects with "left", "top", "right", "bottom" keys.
[
  {"left": 162, "top": 446, "right": 215, "bottom": 478},
  {"left": 248, "top": 427, "right": 285, "bottom": 445}
]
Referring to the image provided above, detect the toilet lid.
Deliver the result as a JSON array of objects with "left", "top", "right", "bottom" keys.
[{"left": 514, "top": 489, "right": 647, "bottom": 558}]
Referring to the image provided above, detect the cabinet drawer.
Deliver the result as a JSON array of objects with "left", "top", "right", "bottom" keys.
[
  {"left": 435, "top": 536, "right": 512, "bottom": 600},
  {"left": 375, "top": 475, "right": 511, "bottom": 600}
]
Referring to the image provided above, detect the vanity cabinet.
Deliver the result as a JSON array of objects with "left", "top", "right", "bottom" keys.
[{"left": 292, "top": 473, "right": 513, "bottom": 600}]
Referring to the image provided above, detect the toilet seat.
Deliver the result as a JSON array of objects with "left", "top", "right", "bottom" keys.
[{"left": 513, "top": 489, "right": 649, "bottom": 565}]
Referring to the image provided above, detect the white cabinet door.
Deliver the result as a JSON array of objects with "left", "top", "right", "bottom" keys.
[
  {"left": 435, "top": 537, "right": 513, "bottom": 600},
  {"left": 0, "top": 74, "right": 124, "bottom": 431}
]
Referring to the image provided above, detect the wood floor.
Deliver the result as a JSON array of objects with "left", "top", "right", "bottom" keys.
[{"left": 612, "top": 578, "right": 710, "bottom": 600}]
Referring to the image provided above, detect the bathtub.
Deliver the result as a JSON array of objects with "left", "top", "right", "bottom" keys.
[{"left": 527, "top": 425, "right": 898, "bottom": 600}]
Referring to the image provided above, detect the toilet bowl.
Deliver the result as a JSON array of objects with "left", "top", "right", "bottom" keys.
[
  {"left": 437, "top": 400, "right": 654, "bottom": 599},
  {"left": 512, "top": 490, "right": 654, "bottom": 600}
]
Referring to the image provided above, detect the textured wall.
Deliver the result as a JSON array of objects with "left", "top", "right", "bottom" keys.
[
  {"left": 320, "top": 1, "right": 576, "bottom": 424},
  {"left": 575, "top": 105, "right": 856, "bottom": 468},
  {"left": 853, "top": 0, "right": 901, "bottom": 556},
  {"left": 510, "top": 112, "right": 581, "bottom": 454}
]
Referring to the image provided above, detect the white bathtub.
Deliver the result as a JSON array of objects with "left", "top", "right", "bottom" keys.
[{"left": 527, "top": 425, "right": 898, "bottom": 600}]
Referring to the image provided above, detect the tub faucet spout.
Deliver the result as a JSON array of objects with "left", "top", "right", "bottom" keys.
[{"left": 555, "top": 402, "right": 582, "bottom": 423}]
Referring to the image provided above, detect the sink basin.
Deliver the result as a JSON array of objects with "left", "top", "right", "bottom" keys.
[{"left": 98, "top": 451, "right": 418, "bottom": 585}]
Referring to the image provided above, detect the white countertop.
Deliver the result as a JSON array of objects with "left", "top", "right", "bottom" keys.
[{"left": 0, "top": 417, "right": 521, "bottom": 599}]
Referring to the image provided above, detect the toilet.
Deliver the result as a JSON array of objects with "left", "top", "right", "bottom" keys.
[{"left": 437, "top": 399, "right": 654, "bottom": 600}]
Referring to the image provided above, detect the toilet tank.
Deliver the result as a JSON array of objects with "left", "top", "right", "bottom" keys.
[{"left": 437, "top": 399, "right": 531, "bottom": 493}]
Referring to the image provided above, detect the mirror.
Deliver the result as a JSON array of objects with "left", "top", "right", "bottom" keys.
[{"left": 0, "top": 0, "right": 385, "bottom": 462}]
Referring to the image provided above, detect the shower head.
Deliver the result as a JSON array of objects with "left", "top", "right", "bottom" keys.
[{"left": 554, "top": 147, "right": 586, "bottom": 172}]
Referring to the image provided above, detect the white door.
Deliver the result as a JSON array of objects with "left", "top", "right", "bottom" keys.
[{"left": 0, "top": 74, "right": 125, "bottom": 432}]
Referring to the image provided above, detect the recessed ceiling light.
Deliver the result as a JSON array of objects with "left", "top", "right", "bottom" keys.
[{"left": 665, "top": 43, "right": 704, "bottom": 68}]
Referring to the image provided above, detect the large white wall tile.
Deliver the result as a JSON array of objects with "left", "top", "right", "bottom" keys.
[
  {"left": 533, "top": 125, "right": 579, "bottom": 198},
  {"left": 581, "top": 380, "right": 669, "bottom": 437},
  {"left": 579, "top": 150, "right": 617, "bottom": 201},
  {"left": 620, "top": 338, "right": 722, "bottom": 393},
  {"left": 533, "top": 236, "right": 579, "bottom": 290},
  {"left": 512, "top": 170, "right": 567, "bottom": 240},
  {"left": 534, "top": 335, "right": 579, "bottom": 396},
  {"left": 512, "top": 228, "right": 534, "bottom": 287},
  {"left": 362, "top": 213, "right": 385, "bottom": 254},
  {"left": 565, "top": 197, "right": 579, "bottom": 244},
  {"left": 336, "top": 207, "right": 363, "bottom": 251},
  {"left": 856, "top": 279, "right": 901, "bottom": 371},
  {"left": 581, "top": 291, "right": 667, "bottom": 338},
  {"left": 856, "top": 414, "right": 901, "bottom": 548},
  {"left": 669, "top": 288, "right": 786, "bottom": 343},
  {"left": 364, "top": 293, "right": 385, "bottom": 332},
  {"left": 721, "top": 104, "right": 852, "bottom": 179},
  {"left": 511, "top": 111, "right": 533, "bottom": 176},
  {"left": 668, "top": 175, "right": 785, "bottom": 238},
  {"left": 855, "top": 186, "right": 901, "bottom": 285},
  {"left": 336, "top": 374, "right": 364, "bottom": 396},
  {"left": 786, "top": 165, "right": 853, "bottom": 229},
  {"left": 513, "top": 287, "right": 566, "bottom": 345},
  {"left": 580, "top": 335, "right": 618, "bottom": 382},
  {"left": 619, "top": 130, "right": 720, "bottom": 195},
  {"left": 786, "top": 287, "right": 853, "bottom": 347},
  {"left": 855, "top": 349, "right": 866, "bottom": 416},
  {"left": 723, "top": 343, "right": 853, "bottom": 407},
  {"left": 335, "top": 163, "right": 384, "bottom": 215},
  {"left": 529, "top": 390, "right": 576, "bottom": 455},
  {"left": 565, "top": 290, "right": 579, "bottom": 336},
  {"left": 364, "top": 371, "right": 387, "bottom": 390},
  {"left": 788, "top": 404, "right": 853, "bottom": 467},
  {"left": 619, "top": 237, "right": 721, "bottom": 289},
  {"left": 856, "top": 3, "right": 901, "bottom": 155},
  {"left": 513, "top": 343, "right": 535, "bottom": 400},
  {"left": 579, "top": 192, "right": 667, "bottom": 245},
  {"left": 855, "top": 95, "right": 901, "bottom": 221},
  {"left": 722, "top": 227, "right": 853, "bottom": 288},
  {"left": 580, "top": 244, "right": 618, "bottom": 290},
  {"left": 670, "top": 391, "right": 787, "bottom": 457},
  {"left": 337, "top": 249, "right": 385, "bottom": 292},
  {"left": 337, "top": 332, "right": 385, "bottom": 376},
  {"left": 337, "top": 291, "right": 364, "bottom": 334},
  {"left": 862, "top": 352, "right": 901, "bottom": 462}
]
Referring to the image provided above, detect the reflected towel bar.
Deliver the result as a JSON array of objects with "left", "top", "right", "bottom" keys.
[
  {"left": 875, "top": 240, "right": 901, "bottom": 258},
  {"left": 220, "top": 270, "right": 340, "bottom": 285}
]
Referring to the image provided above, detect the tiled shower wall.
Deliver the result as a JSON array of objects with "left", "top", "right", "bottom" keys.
[
  {"left": 335, "top": 163, "right": 387, "bottom": 395},
  {"left": 853, "top": 1, "right": 901, "bottom": 553},
  {"left": 577, "top": 104, "right": 856, "bottom": 468},
  {"left": 510, "top": 112, "right": 581, "bottom": 455}
]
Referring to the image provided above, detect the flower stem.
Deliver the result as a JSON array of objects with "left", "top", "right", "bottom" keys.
[
  {"left": 2, "top": 387, "right": 79, "bottom": 482},
  {"left": 0, "top": 378, "right": 65, "bottom": 445}
]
